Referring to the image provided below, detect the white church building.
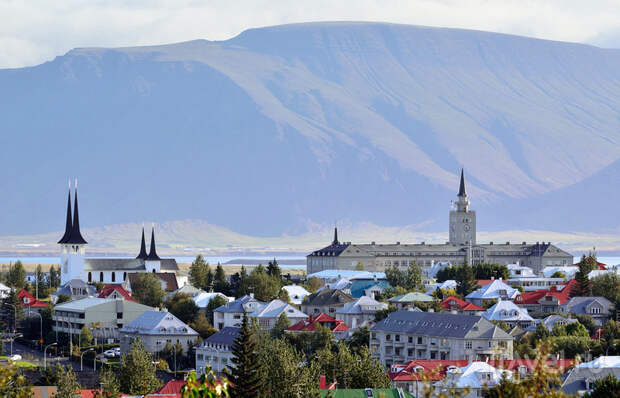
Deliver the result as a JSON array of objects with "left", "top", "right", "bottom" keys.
[{"left": 58, "top": 184, "right": 178, "bottom": 285}]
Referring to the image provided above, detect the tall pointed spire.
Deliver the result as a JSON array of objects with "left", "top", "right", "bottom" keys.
[
  {"left": 458, "top": 168, "right": 467, "bottom": 197},
  {"left": 58, "top": 181, "right": 73, "bottom": 244},
  {"left": 67, "top": 179, "right": 87, "bottom": 244},
  {"left": 332, "top": 226, "right": 339, "bottom": 245},
  {"left": 146, "top": 226, "right": 160, "bottom": 260},
  {"left": 136, "top": 227, "right": 148, "bottom": 259}
]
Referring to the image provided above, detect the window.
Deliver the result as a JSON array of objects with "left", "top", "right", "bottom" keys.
[
  {"left": 407, "top": 348, "right": 414, "bottom": 357},
  {"left": 417, "top": 337, "right": 423, "bottom": 344},
  {"left": 111, "top": 272, "right": 116, "bottom": 282},
  {"left": 117, "top": 312, "right": 123, "bottom": 319},
  {"left": 386, "top": 334, "right": 391, "bottom": 341},
  {"left": 99, "top": 272, "right": 104, "bottom": 282},
  {"left": 123, "top": 272, "right": 127, "bottom": 281},
  {"left": 408, "top": 336, "right": 413, "bottom": 343},
  {"left": 395, "top": 335, "right": 400, "bottom": 342},
  {"left": 88, "top": 272, "right": 92, "bottom": 283},
  {"left": 431, "top": 338, "right": 437, "bottom": 346},
  {"left": 465, "top": 341, "right": 472, "bottom": 349}
]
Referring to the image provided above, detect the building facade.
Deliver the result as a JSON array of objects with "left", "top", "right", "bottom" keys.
[{"left": 196, "top": 327, "right": 240, "bottom": 374}]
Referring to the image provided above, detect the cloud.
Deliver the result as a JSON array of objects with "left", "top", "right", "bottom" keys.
[{"left": 0, "top": 0, "right": 619, "bottom": 68}]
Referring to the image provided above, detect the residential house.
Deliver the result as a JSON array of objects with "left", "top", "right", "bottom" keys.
[
  {"left": 481, "top": 299, "right": 534, "bottom": 328},
  {"left": 561, "top": 356, "right": 620, "bottom": 395},
  {"left": 287, "top": 313, "right": 349, "bottom": 337},
  {"left": 506, "top": 277, "right": 566, "bottom": 292},
  {"left": 0, "top": 282, "right": 11, "bottom": 299},
  {"left": 506, "top": 263, "right": 536, "bottom": 278},
  {"left": 282, "top": 285, "right": 311, "bottom": 305},
  {"left": 53, "top": 297, "right": 153, "bottom": 341},
  {"left": 370, "top": 311, "right": 514, "bottom": 366},
  {"left": 306, "top": 269, "right": 386, "bottom": 283},
  {"left": 97, "top": 284, "right": 134, "bottom": 302},
  {"left": 50, "top": 279, "right": 97, "bottom": 304},
  {"left": 213, "top": 295, "right": 266, "bottom": 330},
  {"left": 17, "top": 289, "right": 48, "bottom": 314},
  {"left": 120, "top": 310, "right": 199, "bottom": 355},
  {"left": 388, "top": 292, "right": 434, "bottom": 310},
  {"left": 465, "top": 279, "right": 519, "bottom": 307},
  {"left": 336, "top": 296, "right": 387, "bottom": 329},
  {"left": 426, "top": 280, "right": 457, "bottom": 296},
  {"left": 560, "top": 296, "right": 614, "bottom": 326},
  {"left": 346, "top": 280, "right": 391, "bottom": 299},
  {"left": 514, "top": 279, "right": 576, "bottom": 316},
  {"left": 440, "top": 296, "right": 484, "bottom": 315},
  {"left": 538, "top": 314, "right": 578, "bottom": 332},
  {"left": 301, "top": 289, "right": 355, "bottom": 316},
  {"left": 195, "top": 326, "right": 239, "bottom": 374},
  {"left": 250, "top": 299, "right": 308, "bottom": 330},
  {"left": 434, "top": 362, "right": 512, "bottom": 398},
  {"left": 541, "top": 266, "right": 578, "bottom": 279}
]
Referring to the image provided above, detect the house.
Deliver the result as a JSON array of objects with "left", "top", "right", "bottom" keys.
[
  {"left": 388, "top": 359, "right": 469, "bottom": 396},
  {"left": 481, "top": 299, "right": 534, "bottom": 328},
  {"left": 434, "top": 362, "right": 512, "bottom": 398},
  {"left": 370, "top": 311, "right": 514, "bottom": 366},
  {"left": 120, "top": 310, "right": 199, "bottom": 355},
  {"left": 249, "top": 299, "right": 308, "bottom": 329},
  {"left": 506, "top": 277, "right": 566, "bottom": 292},
  {"left": 50, "top": 279, "right": 97, "bottom": 303},
  {"left": 154, "top": 380, "right": 185, "bottom": 398},
  {"left": 287, "top": 313, "right": 349, "bottom": 337},
  {"left": 440, "top": 296, "right": 484, "bottom": 315},
  {"left": 465, "top": 279, "right": 519, "bottom": 306},
  {"left": 560, "top": 296, "right": 614, "bottom": 326},
  {"left": 193, "top": 292, "right": 231, "bottom": 310},
  {"left": 301, "top": 288, "right": 355, "bottom": 316},
  {"left": 17, "top": 289, "right": 48, "bottom": 313},
  {"left": 306, "top": 268, "right": 386, "bottom": 283},
  {"left": 319, "top": 388, "right": 414, "bottom": 398},
  {"left": 514, "top": 279, "right": 576, "bottom": 316},
  {"left": 53, "top": 297, "right": 153, "bottom": 342},
  {"left": 282, "top": 285, "right": 311, "bottom": 305},
  {"left": 196, "top": 326, "right": 240, "bottom": 374},
  {"left": 346, "top": 279, "right": 391, "bottom": 299},
  {"left": 213, "top": 295, "right": 266, "bottom": 330},
  {"left": 388, "top": 292, "right": 434, "bottom": 310},
  {"left": 506, "top": 263, "right": 536, "bottom": 278},
  {"left": 97, "top": 284, "right": 134, "bottom": 302},
  {"left": 0, "top": 282, "right": 12, "bottom": 299},
  {"left": 336, "top": 296, "right": 388, "bottom": 329},
  {"left": 561, "top": 356, "right": 620, "bottom": 395},
  {"left": 538, "top": 314, "right": 578, "bottom": 332}
]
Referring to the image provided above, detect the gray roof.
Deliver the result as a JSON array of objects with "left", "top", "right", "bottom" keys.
[
  {"left": 370, "top": 310, "right": 513, "bottom": 340},
  {"left": 249, "top": 299, "right": 308, "bottom": 319},
  {"left": 214, "top": 295, "right": 265, "bottom": 313},
  {"left": 51, "top": 279, "right": 97, "bottom": 297},
  {"left": 204, "top": 327, "right": 240, "bottom": 347},
  {"left": 561, "top": 296, "right": 613, "bottom": 315},
  {"left": 84, "top": 258, "right": 179, "bottom": 271},
  {"left": 120, "top": 310, "right": 198, "bottom": 336},
  {"left": 562, "top": 367, "right": 620, "bottom": 394},
  {"left": 302, "top": 289, "right": 355, "bottom": 307}
]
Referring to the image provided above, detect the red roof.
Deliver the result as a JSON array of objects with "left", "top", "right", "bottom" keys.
[
  {"left": 80, "top": 390, "right": 100, "bottom": 398},
  {"left": 476, "top": 280, "right": 493, "bottom": 286},
  {"left": 156, "top": 380, "right": 185, "bottom": 395},
  {"left": 17, "top": 289, "right": 48, "bottom": 308},
  {"left": 574, "top": 261, "right": 607, "bottom": 270},
  {"left": 287, "top": 313, "right": 350, "bottom": 332},
  {"left": 515, "top": 279, "right": 576, "bottom": 305},
  {"left": 440, "top": 296, "right": 484, "bottom": 311},
  {"left": 98, "top": 284, "right": 135, "bottom": 302}
]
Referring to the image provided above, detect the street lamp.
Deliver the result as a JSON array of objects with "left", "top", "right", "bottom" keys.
[
  {"left": 7, "top": 333, "right": 22, "bottom": 357},
  {"left": 81, "top": 348, "right": 95, "bottom": 371},
  {"left": 44, "top": 342, "right": 57, "bottom": 369}
]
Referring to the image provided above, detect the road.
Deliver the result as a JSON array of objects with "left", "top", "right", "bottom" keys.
[{"left": 1, "top": 341, "right": 106, "bottom": 371}]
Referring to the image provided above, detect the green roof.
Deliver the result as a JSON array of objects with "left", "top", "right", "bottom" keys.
[
  {"left": 320, "top": 389, "right": 414, "bottom": 398},
  {"left": 388, "top": 292, "right": 434, "bottom": 303}
]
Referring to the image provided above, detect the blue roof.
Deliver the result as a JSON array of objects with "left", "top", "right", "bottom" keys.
[{"left": 348, "top": 280, "right": 391, "bottom": 298}]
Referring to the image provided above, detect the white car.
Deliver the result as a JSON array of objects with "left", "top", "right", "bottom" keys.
[
  {"left": 103, "top": 349, "right": 117, "bottom": 358},
  {"left": 9, "top": 354, "right": 22, "bottom": 361}
]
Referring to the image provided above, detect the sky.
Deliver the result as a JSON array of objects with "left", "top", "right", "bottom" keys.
[{"left": 1, "top": 0, "right": 619, "bottom": 69}]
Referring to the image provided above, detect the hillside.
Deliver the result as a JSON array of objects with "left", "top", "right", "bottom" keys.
[{"left": 1, "top": 22, "right": 619, "bottom": 236}]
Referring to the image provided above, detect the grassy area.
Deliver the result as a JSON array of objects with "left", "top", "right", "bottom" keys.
[{"left": 0, "top": 356, "right": 38, "bottom": 368}]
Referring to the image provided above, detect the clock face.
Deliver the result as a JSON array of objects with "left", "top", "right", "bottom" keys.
[{"left": 464, "top": 225, "right": 470, "bottom": 231}]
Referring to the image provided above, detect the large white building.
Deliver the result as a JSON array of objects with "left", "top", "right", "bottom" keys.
[{"left": 57, "top": 184, "right": 178, "bottom": 285}]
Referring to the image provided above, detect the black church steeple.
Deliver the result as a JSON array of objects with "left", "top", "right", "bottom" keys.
[
  {"left": 67, "top": 182, "right": 87, "bottom": 244},
  {"left": 58, "top": 183, "right": 73, "bottom": 244},
  {"left": 146, "top": 227, "right": 160, "bottom": 260},
  {"left": 136, "top": 227, "right": 148, "bottom": 259}
]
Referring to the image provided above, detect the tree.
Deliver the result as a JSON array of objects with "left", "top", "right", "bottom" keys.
[
  {"left": 385, "top": 266, "right": 407, "bottom": 289},
  {"left": 189, "top": 255, "right": 211, "bottom": 291},
  {"left": 206, "top": 295, "right": 228, "bottom": 324},
  {"left": 571, "top": 254, "right": 597, "bottom": 297},
  {"left": 266, "top": 259, "right": 281, "bottom": 281},
  {"left": 532, "top": 322, "right": 550, "bottom": 342},
  {"left": 236, "top": 266, "right": 250, "bottom": 297},
  {"left": 248, "top": 266, "right": 280, "bottom": 302},
  {"left": 455, "top": 264, "right": 476, "bottom": 296},
  {"left": 304, "top": 277, "right": 323, "bottom": 293},
  {"left": 471, "top": 263, "right": 510, "bottom": 280},
  {"left": 80, "top": 326, "right": 93, "bottom": 346},
  {"left": 54, "top": 364, "right": 81, "bottom": 398},
  {"left": 6, "top": 261, "right": 26, "bottom": 290},
  {"left": 213, "top": 264, "right": 229, "bottom": 294},
  {"left": 181, "top": 369, "right": 229, "bottom": 398},
  {"left": 347, "top": 326, "right": 370, "bottom": 354},
  {"left": 2, "top": 289, "right": 24, "bottom": 331},
  {"left": 315, "top": 342, "right": 390, "bottom": 389},
  {"left": 374, "top": 305, "right": 397, "bottom": 322},
  {"left": 189, "top": 312, "right": 217, "bottom": 339},
  {"left": 119, "top": 338, "right": 162, "bottom": 395},
  {"left": 0, "top": 361, "right": 32, "bottom": 398},
  {"left": 406, "top": 261, "right": 424, "bottom": 291},
  {"left": 94, "top": 368, "right": 121, "bottom": 398},
  {"left": 551, "top": 271, "right": 566, "bottom": 279},
  {"left": 56, "top": 294, "right": 71, "bottom": 304},
  {"left": 34, "top": 264, "right": 48, "bottom": 299},
  {"left": 48, "top": 265, "right": 60, "bottom": 289},
  {"left": 583, "top": 373, "right": 620, "bottom": 398},
  {"left": 277, "top": 288, "right": 290, "bottom": 303},
  {"left": 165, "top": 293, "right": 200, "bottom": 324},
  {"left": 592, "top": 273, "right": 620, "bottom": 303},
  {"left": 131, "top": 273, "right": 165, "bottom": 308},
  {"left": 225, "top": 313, "right": 262, "bottom": 398},
  {"left": 271, "top": 312, "right": 290, "bottom": 339},
  {"left": 565, "top": 321, "right": 589, "bottom": 337},
  {"left": 576, "top": 314, "right": 597, "bottom": 335}
]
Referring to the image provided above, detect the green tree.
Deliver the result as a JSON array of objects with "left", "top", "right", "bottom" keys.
[
  {"left": 266, "top": 259, "right": 281, "bottom": 281},
  {"left": 189, "top": 312, "right": 217, "bottom": 339},
  {"left": 277, "top": 288, "right": 290, "bottom": 303},
  {"left": 188, "top": 255, "right": 212, "bottom": 291},
  {"left": 2, "top": 289, "right": 24, "bottom": 331},
  {"left": 119, "top": 338, "right": 162, "bottom": 394},
  {"left": 406, "top": 261, "right": 424, "bottom": 291},
  {"left": 54, "top": 364, "right": 81, "bottom": 398},
  {"left": 471, "top": 263, "right": 510, "bottom": 280},
  {"left": 95, "top": 367, "right": 121, "bottom": 398},
  {"left": 214, "top": 264, "right": 229, "bottom": 294},
  {"left": 592, "top": 272, "right": 620, "bottom": 303},
  {"left": 80, "top": 326, "right": 93, "bottom": 346},
  {"left": 181, "top": 369, "right": 229, "bottom": 398},
  {"left": 48, "top": 265, "right": 60, "bottom": 289},
  {"left": 315, "top": 342, "right": 389, "bottom": 389},
  {"left": 236, "top": 265, "right": 250, "bottom": 297},
  {"left": 131, "top": 273, "right": 165, "bottom": 308},
  {"left": 551, "top": 271, "right": 566, "bottom": 279},
  {"left": 248, "top": 266, "right": 280, "bottom": 302},
  {"left": 533, "top": 322, "right": 550, "bottom": 342},
  {"left": 576, "top": 314, "right": 597, "bottom": 335},
  {"left": 304, "top": 277, "right": 323, "bottom": 293},
  {"left": 164, "top": 293, "right": 200, "bottom": 324},
  {"left": 583, "top": 373, "right": 620, "bottom": 398},
  {"left": 6, "top": 261, "right": 26, "bottom": 290},
  {"left": 206, "top": 295, "right": 228, "bottom": 325},
  {"left": 374, "top": 305, "right": 397, "bottom": 322},
  {"left": 0, "top": 361, "right": 32, "bottom": 398},
  {"left": 34, "top": 264, "right": 48, "bottom": 299},
  {"left": 271, "top": 312, "right": 290, "bottom": 339},
  {"left": 565, "top": 321, "right": 590, "bottom": 337},
  {"left": 571, "top": 253, "right": 597, "bottom": 297},
  {"left": 455, "top": 264, "right": 477, "bottom": 296},
  {"left": 347, "top": 326, "right": 370, "bottom": 354},
  {"left": 225, "top": 313, "right": 262, "bottom": 398},
  {"left": 56, "top": 294, "right": 71, "bottom": 304},
  {"left": 385, "top": 266, "right": 406, "bottom": 289}
]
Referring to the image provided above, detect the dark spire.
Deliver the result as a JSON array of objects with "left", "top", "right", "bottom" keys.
[
  {"left": 67, "top": 182, "right": 87, "bottom": 244},
  {"left": 332, "top": 227, "right": 339, "bottom": 245},
  {"left": 146, "top": 227, "right": 160, "bottom": 261},
  {"left": 58, "top": 183, "right": 73, "bottom": 244},
  {"left": 136, "top": 227, "right": 148, "bottom": 259},
  {"left": 458, "top": 168, "right": 467, "bottom": 197}
]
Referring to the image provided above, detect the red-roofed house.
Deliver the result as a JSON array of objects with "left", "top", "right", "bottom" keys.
[
  {"left": 287, "top": 313, "right": 349, "bottom": 335},
  {"left": 440, "top": 296, "right": 484, "bottom": 314},
  {"left": 98, "top": 284, "right": 135, "bottom": 302},
  {"left": 17, "top": 289, "right": 48, "bottom": 312},
  {"left": 514, "top": 279, "right": 576, "bottom": 316},
  {"left": 476, "top": 280, "right": 493, "bottom": 287},
  {"left": 155, "top": 380, "right": 185, "bottom": 397}
]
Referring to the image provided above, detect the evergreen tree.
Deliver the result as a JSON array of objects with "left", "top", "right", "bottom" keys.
[
  {"left": 119, "top": 338, "right": 162, "bottom": 394},
  {"left": 205, "top": 295, "right": 228, "bottom": 325},
  {"left": 48, "top": 265, "right": 60, "bottom": 289},
  {"left": 95, "top": 367, "right": 121, "bottom": 398},
  {"left": 54, "top": 364, "right": 81, "bottom": 398},
  {"left": 248, "top": 266, "right": 280, "bottom": 302},
  {"left": 271, "top": 312, "right": 290, "bottom": 339},
  {"left": 571, "top": 257, "right": 593, "bottom": 297},
  {"left": 213, "top": 264, "right": 229, "bottom": 294},
  {"left": 236, "top": 266, "right": 250, "bottom": 297},
  {"left": 6, "top": 261, "right": 26, "bottom": 290},
  {"left": 188, "top": 255, "right": 211, "bottom": 291},
  {"left": 225, "top": 313, "right": 262, "bottom": 398},
  {"left": 267, "top": 259, "right": 282, "bottom": 281},
  {"left": 406, "top": 261, "right": 424, "bottom": 291},
  {"left": 189, "top": 312, "right": 217, "bottom": 339},
  {"left": 131, "top": 273, "right": 165, "bottom": 308},
  {"left": 583, "top": 373, "right": 620, "bottom": 398},
  {"left": 455, "top": 264, "right": 476, "bottom": 296},
  {"left": 2, "top": 290, "right": 24, "bottom": 332},
  {"left": 164, "top": 292, "right": 199, "bottom": 324}
]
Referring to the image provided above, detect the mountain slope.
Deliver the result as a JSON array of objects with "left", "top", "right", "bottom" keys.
[{"left": 0, "top": 22, "right": 619, "bottom": 236}]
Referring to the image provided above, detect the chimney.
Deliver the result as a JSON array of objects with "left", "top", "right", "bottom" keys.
[{"left": 320, "top": 375, "right": 326, "bottom": 389}]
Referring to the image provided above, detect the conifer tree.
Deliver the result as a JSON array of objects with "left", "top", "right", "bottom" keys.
[
  {"left": 236, "top": 265, "right": 250, "bottom": 297},
  {"left": 189, "top": 254, "right": 208, "bottom": 290},
  {"left": 271, "top": 312, "right": 290, "bottom": 339},
  {"left": 571, "top": 254, "right": 595, "bottom": 297},
  {"left": 267, "top": 259, "right": 281, "bottom": 281},
  {"left": 455, "top": 263, "right": 476, "bottom": 296},
  {"left": 225, "top": 313, "right": 262, "bottom": 398},
  {"left": 119, "top": 338, "right": 162, "bottom": 395},
  {"left": 54, "top": 364, "right": 81, "bottom": 398},
  {"left": 6, "top": 261, "right": 26, "bottom": 290},
  {"left": 213, "top": 264, "right": 229, "bottom": 294}
]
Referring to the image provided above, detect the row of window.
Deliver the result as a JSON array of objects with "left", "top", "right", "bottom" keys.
[{"left": 87, "top": 271, "right": 127, "bottom": 283}]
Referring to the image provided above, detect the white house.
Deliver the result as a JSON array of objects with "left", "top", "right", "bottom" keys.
[
  {"left": 212, "top": 295, "right": 266, "bottom": 330},
  {"left": 506, "top": 263, "right": 536, "bottom": 278},
  {"left": 482, "top": 299, "right": 535, "bottom": 328},
  {"left": 541, "top": 266, "right": 579, "bottom": 279},
  {"left": 466, "top": 279, "right": 519, "bottom": 306},
  {"left": 0, "top": 282, "right": 12, "bottom": 299},
  {"left": 282, "top": 285, "right": 311, "bottom": 305},
  {"left": 435, "top": 361, "right": 512, "bottom": 398},
  {"left": 195, "top": 327, "right": 239, "bottom": 374},
  {"left": 336, "top": 295, "right": 387, "bottom": 329},
  {"left": 249, "top": 299, "right": 308, "bottom": 330}
]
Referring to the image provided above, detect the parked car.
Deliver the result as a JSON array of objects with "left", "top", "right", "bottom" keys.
[{"left": 103, "top": 349, "right": 117, "bottom": 358}]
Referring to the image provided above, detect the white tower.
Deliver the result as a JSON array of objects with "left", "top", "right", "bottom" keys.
[
  {"left": 58, "top": 181, "right": 88, "bottom": 284},
  {"left": 449, "top": 169, "right": 476, "bottom": 245},
  {"left": 144, "top": 226, "right": 161, "bottom": 273}
]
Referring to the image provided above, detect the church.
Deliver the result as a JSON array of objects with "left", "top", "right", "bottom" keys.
[
  {"left": 306, "top": 170, "right": 573, "bottom": 275},
  {"left": 58, "top": 184, "right": 178, "bottom": 285}
]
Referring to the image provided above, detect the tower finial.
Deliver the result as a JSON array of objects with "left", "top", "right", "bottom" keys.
[
  {"left": 58, "top": 183, "right": 73, "bottom": 244},
  {"left": 333, "top": 225, "right": 339, "bottom": 245},
  {"left": 146, "top": 225, "right": 160, "bottom": 261},
  {"left": 136, "top": 225, "right": 148, "bottom": 259},
  {"left": 458, "top": 168, "right": 467, "bottom": 197},
  {"left": 67, "top": 183, "right": 87, "bottom": 244}
]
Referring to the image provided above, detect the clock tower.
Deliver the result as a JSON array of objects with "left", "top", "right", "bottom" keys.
[{"left": 449, "top": 169, "right": 476, "bottom": 245}]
